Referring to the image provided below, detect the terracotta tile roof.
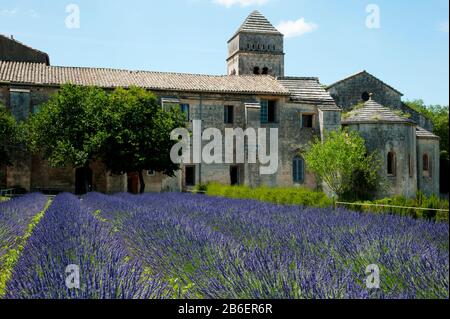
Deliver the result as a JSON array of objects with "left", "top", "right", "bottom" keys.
[
  {"left": 416, "top": 126, "right": 439, "bottom": 140},
  {"left": 277, "top": 77, "right": 340, "bottom": 109},
  {"left": 342, "top": 99, "right": 415, "bottom": 124},
  {"left": 0, "top": 61, "right": 290, "bottom": 96},
  {"left": 230, "top": 11, "right": 282, "bottom": 40}
]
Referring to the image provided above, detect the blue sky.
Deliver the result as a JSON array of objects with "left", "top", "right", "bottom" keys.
[{"left": 1, "top": 0, "right": 449, "bottom": 105}]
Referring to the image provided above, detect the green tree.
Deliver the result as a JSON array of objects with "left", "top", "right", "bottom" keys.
[
  {"left": 304, "top": 129, "right": 381, "bottom": 199},
  {"left": 100, "top": 87, "right": 186, "bottom": 193},
  {"left": 0, "top": 104, "right": 20, "bottom": 167},
  {"left": 405, "top": 99, "right": 449, "bottom": 159},
  {"left": 28, "top": 84, "right": 108, "bottom": 192}
]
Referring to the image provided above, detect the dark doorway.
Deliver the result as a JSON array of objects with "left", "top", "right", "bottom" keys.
[
  {"left": 75, "top": 167, "right": 93, "bottom": 195},
  {"left": 185, "top": 166, "right": 196, "bottom": 187},
  {"left": 230, "top": 166, "right": 240, "bottom": 186},
  {"left": 127, "top": 172, "right": 140, "bottom": 194}
]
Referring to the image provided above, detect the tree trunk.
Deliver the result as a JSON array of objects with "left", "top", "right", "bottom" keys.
[{"left": 138, "top": 170, "right": 146, "bottom": 194}]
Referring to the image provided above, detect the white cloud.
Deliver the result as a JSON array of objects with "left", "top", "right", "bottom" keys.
[
  {"left": 438, "top": 21, "right": 449, "bottom": 33},
  {"left": 213, "top": 0, "right": 270, "bottom": 8},
  {"left": 276, "top": 18, "right": 318, "bottom": 38},
  {"left": 0, "top": 8, "right": 18, "bottom": 16}
]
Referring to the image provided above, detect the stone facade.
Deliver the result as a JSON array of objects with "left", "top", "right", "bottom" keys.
[
  {"left": 417, "top": 136, "right": 440, "bottom": 196},
  {"left": 0, "top": 10, "right": 441, "bottom": 197},
  {"left": 346, "top": 122, "right": 418, "bottom": 198},
  {"left": 327, "top": 70, "right": 434, "bottom": 131},
  {"left": 227, "top": 11, "right": 284, "bottom": 77}
]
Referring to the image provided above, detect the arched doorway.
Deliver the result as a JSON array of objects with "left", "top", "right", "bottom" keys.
[{"left": 75, "top": 167, "right": 93, "bottom": 195}]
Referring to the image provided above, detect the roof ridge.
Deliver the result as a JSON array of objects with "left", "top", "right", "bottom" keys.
[{"left": 0, "top": 60, "right": 279, "bottom": 79}]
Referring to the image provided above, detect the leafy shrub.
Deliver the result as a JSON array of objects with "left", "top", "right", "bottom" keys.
[
  {"left": 348, "top": 191, "right": 449, "bottom": 222},
  {"left": 205, "top": 183, "right": 332, "bottom": 208}
]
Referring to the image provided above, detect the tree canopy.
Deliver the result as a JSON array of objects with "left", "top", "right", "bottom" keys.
[
  {"left": 100, "top": 87, "right": 186, "bottom": 193},
  {"left": 0, "top": 104, "right": 20, "bottom": 167},
  {"left": 28, "top": 84, "right": 108, "bottom": 168},
  {"left": 405, "top": 99, "right": 449, "bottom": 160},
  {"left": 304, "top": 128, "right": 381, "bottom": 200},
  {"left": 28, "top": 84, "right": 186, "bottom": 193}
]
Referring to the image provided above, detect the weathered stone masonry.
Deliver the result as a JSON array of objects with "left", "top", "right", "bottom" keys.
[{"left": 0, "top": 10, "right": 441, "bottom": 197}]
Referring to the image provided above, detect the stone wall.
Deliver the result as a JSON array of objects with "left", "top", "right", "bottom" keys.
[
  {"left": 417, "top": 137, "right": 440, "bottom": 196},
  {"left": 327, "top": 72, "right": 433, "bottom": 131},
  {"left": 327, "top": 72, "right": 403, "bottom": 111},
  {"left": 1, "top": 82, "right": 326, "bottom": 193},
  {"left": 346, "top": 122, "right": 418, "bottom": 199},
  {"left": 227, "top": 33, "right": 284, "bottom": 77}
]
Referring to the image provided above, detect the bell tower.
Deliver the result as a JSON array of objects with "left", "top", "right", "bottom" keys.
[{"left": 227, "top": 11, "right": 285, "bottom": 77}]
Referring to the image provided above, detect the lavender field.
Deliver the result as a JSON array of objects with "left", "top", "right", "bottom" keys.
[{"left": 1, "top": 193, "right": 449, "bottom": 299}]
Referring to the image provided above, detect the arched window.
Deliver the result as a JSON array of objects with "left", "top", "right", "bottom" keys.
[
  {"left": 423, "top": 154, "right": 431, "bottom": 177},
  {"left": 387, "top": 152, "right": 396, "bottom": 176},
  {"left": 293, "top": 155, "right": 305, "bottom": 184},
  {"left": 262, "top": 67, "right": 269, "bottom": 75},
  {"left": 253, "top": 67, "right": 260, "bottom": 75}
]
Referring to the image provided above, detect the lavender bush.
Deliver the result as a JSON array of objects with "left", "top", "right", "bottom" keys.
[
  {"left": 5, "top": 193, "right": 170, "bottom": 299},
  {"left": 80, "top": 192, "right": 449, "bottom": 299}
]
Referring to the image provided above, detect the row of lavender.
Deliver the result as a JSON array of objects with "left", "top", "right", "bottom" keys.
[
  {"left": 0, "top": 194, "right": 48, "bottom": 296},
  {"left": 0, "top": 193, "right": 48, "bottom": 268},
  {"left": 80, "top": 193, "right": 449, "bottom": 299},
  {"left": 5, "top": 193, "right": 169, "bottom": 299}
]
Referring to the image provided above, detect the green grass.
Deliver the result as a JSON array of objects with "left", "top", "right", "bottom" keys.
[{"left": 201, "top": 183, "right": 332, "bottom": 208}]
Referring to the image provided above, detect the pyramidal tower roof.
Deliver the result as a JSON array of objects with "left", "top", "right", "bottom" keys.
[
  {"left": 342, "top": 96, "right": 415, "bottom": 125},
  {"left": 231, "top": 11, "right": 282, "bottom": 39}
]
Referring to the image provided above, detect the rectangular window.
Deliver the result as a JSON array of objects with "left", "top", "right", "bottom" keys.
[
  {"left": 261, "top": 100, "right": 268, "bottom": 124},
  {"left": 261, "top": 100, "right": 276, "bottom": 124},
  {"left": 302, "top": 114, "right": 314, "bottom": 128},
  {"left": 293, "top": 157, "right": 305, "bottom": 184},
  {"left": 224, "top": 105, "right": 234, "bottom": 124},
  {"left": 10, "top": 89, "right": 31, "bottom": 121},
  {"left": 180, "top": 104, "right": 190, "bottom": 121},
  {"left": 185, "top": 166, "right": 196, "bottom": 187},
  {"left": 230, "top": 166, "right": 240, "bottom": 186}
]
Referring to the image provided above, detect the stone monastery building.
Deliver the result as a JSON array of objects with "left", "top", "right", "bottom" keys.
[{"left": 0, "top": 11, "right": 440, "bottom": 197}]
